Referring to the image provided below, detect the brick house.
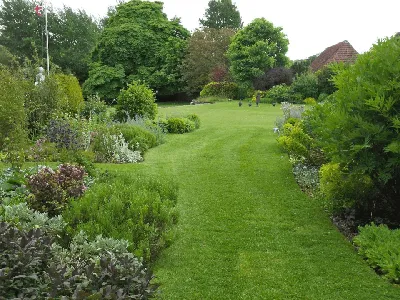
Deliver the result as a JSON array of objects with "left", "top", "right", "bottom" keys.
[{"left": 310, "top": 40, "right": 358, "bottom": 72}]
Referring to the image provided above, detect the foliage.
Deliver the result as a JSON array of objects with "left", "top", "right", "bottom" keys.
[
  {"left": 163, "top": 117, "right": 196, "bottom": 134},
  {"left": 186, "top": 113, "right": 201, "bottom": 129},
  {"left": 115, "top": 81, "right": 157, "bottom": 122},
  {"left": 46, "top": 118, "right": 84, "bottom": 150},
  {"left": 90, "top": 0, "right": 190, "bottom": 97},
  {"left": 91, "top": 128, "right": 143, "bottom": 163},
  {"left": 290, "top": 55, "right": 317, "bottom": 77},
  {"left": 354, "top": 223, "right": 400, "bottom": 283},
  {"left": 263, "top": 84, "right": 292, "bottom": 104},
  {"left": 308, "top": 36, "right": 400, "bottom": 221},
  {"left": 112, "top": 123, "right": 157, "bottom": 154},
  {"left": 0, "top": 202, "right": 66, "bottom": 235},
  {"left": 199, "top": 0, "right": 242, "bottom": 30},
  {"left": 27, "top": 164, "right": 87, "bottom": 216},
  {"left": 0, "top": 222, "right": 53, "bottom": 298},
  {"left": 292, "top": 163, "right": 320, "bottom": 195},
  {"left": 303, "top": 97, "right": 317, "bottom": 105},
  {"left": 200, "top": 81, "right": 239, "bottom": 99},
  {"left": 82, "top": 63, "right": 125, "bottom": 102},
  {"left": 63, "top": 171, "right": 179, "bottom": 263},
  {"left": 0, "top": 67, "right": 27, "bottom": 151},
  {"left": 319, "top": 163, "right": 374, "bottom": 213},
  {"left": 80, "top": 94, "right": 109, "bottom": 119},
  {"left": 0, "top": 0, "right": 100, "bottom": 82},
  {"left": 315, "top": 64, "right": 338, "bottom": 96},
  {"left": 253, "top": 67, "right": 293, "bottom": 91},
  {"left": 0, "top": 45, "right": 18, "bottom": 68},
  {"left": 25, "top": 75, "right": 60, "bottom": 137},
  {"left": 290, "top": 72, "right": 319, "bottom": 102},
  {"left": 277, "top": 122, "right": 313, "bottom": 162},
  {"left": 227, "top": 18, "right": 289, "bottom": 85},
  {"left": 0, "top": 222, "right": 157, "bottom": 298},
  {"left": 54, "top": 73, "right": 84, "bottom": 114},
  {"left": 181, "top": 28, "right": 235, "bottom": 95}
]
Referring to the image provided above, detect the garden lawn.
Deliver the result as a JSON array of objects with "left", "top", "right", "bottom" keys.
[{"left": 106, "top": 102, "right": 400, "bottom": 299}]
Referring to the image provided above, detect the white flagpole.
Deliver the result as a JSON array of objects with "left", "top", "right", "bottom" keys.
[{"left": 45, "top": 0, "right": 49, "bottom": 75}]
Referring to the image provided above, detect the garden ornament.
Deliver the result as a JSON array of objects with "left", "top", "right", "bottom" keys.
[{"left": 35, "top": 66, "right": 45, "bottom": 85}]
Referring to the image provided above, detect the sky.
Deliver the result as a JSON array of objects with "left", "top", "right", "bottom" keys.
[{"left": 50, "top": 0, "right": 399, "bottom": 60}]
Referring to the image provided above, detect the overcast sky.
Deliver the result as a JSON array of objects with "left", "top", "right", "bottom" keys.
[{"left": 50, "top": 0, "right": 399, "bottom": 60}]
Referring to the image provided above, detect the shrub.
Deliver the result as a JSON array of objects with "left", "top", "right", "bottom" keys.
[
  {"left": 354, "top": 223, "right": 400, "bottom": 283},
  {"left": 303, "top": 97, "right": 317, "bottom": 105},
  {"left": 316, "top": 64, "right": 338, "bottom": 95},
  {"left": 292, "top": 163, "right": 320, "bottom": 195},
  {"left": 80, "top": 94, "right": 108, "bottom": 119},
  {"left": 54, "top": 73, "right": 84, "bottom": 115},
  {"left": 46, "top": 119, "right": 83, "bottom": 150},
  {"left": 112, "top": 123, "right": 157, "bottom": 154},
  {"left": 277, "top": 122, "right": 313, "bottom": 162},
  {"left": 63, "top": 171, "right": 179, "bottom": 263},
  {"left": 290, "top": 72, "right": 319, "bottom": 102},
  {"left": 187, "top": 113, "right": 201, "bottom": 129},
  {"left": 309, "top": 36, "right": 400, "bottom": 221},
  {"left": 200, "top": 81, "right": 239, "bottom": 99},
  {"left": 91, "top": 127, "right": 143, "bottom": 163},
  {"left": 263, "top": 84, "right": 292, "bottom": 104},
  {"left": 27, "top": 164, "right": 87, "bottom": 216},
  {"left": 115, "top": 81, "right": 157, "bottom": 122},
  {"left": 0, "top": 67, "right": 27, "bottom": 151},
  {"left": 319, "top": 163, "right": 374, "bottom": 214},
  {"left": 165, "top": 117, "right": 196, "bottom": 134},
  {"left": 0, "top": 223, "right": 53, "bottom": 298},
  {"left": 0, "top": 222, "right": 157, "bottom": 298}
]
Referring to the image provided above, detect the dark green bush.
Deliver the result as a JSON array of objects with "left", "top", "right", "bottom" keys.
[
  {"left": 115, "top": 81, "right": 157, "bottom": 122},
  {"left": 354, "top": 223, "right": 400, "bottom": 283},
  {"left": 63, "top": 171, "right": 179, "bottom": 263},
  {"left": 200, "top": 81, "right": 239, "bottom": 99},
  {"left": 290, "top": 72, "right": 319, "bottom": 102}
]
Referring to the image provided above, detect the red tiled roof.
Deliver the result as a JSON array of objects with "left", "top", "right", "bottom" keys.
[{"left": 310, "top": 40, "right": 358, "bottom": 72}]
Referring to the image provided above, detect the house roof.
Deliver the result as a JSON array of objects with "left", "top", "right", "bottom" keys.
[{"left": 310, "top": 40, "right": 358, "bottom": 72}]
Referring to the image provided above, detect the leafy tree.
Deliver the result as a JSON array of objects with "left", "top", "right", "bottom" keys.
[
  {"left": 199, "top": 0, "right": 242, "bottom": 30},
  {"left": 227, "top": 18, "right": 289, "bottom": 86},
  {"left": 290, "top": 72, "right": 319, "bottom": 101},
  {"left": 49, "top": 7, "right": 101, "bottom": 82},
  {"left": 0, "top": 0, "right": 100, "bottom": 82},
  {"left": 290, "top": 55, "right": 316, "bottom": 77},
  {"left": 88, "top": 0, "right": 190, "bottom": 98},
  {"left": 181, "top": 28, "right": 235, "bottom": 96},
  {"left": 82, "top": 63, "right": 125, "bottom": 102}
]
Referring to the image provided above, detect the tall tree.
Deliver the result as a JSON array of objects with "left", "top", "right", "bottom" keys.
[
  {"left": 181, "top": 28, "right": 235, "bottom": 96},
  {"left": 199, "top": 0, "right": 242, "bottom": 30},
  {"left": 227, "top": 18, "right": 289, "bottom": 86},
  {"left": 0, "top": 0, "right": 100, "bottom": 81},
  {"left": 87, "top": 0, "right": 190, "bottom": 99}
]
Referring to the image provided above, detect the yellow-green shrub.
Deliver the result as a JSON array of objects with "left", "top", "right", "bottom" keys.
[{"left": 54, "top": 74, "right": 84, "bottom": 115}]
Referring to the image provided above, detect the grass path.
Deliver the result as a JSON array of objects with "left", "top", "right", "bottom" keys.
[{"left": 136, "top": 103, "right": 399, "bottom": 299}]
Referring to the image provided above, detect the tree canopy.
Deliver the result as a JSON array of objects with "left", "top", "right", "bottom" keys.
[
  {"left": 181, "top": 28, "right": 236, "bottom": 96},
  {"left": 199, "top": 0, "right": 242, "bottom": 30},
  {"left": 87, "top": 0, "right": 190, "bottom": 99},
  {"left": 227, "top": 18, "right": 289, "bottom": 86},
  {"left": 0, "top": 0, "right": 100, "bottom": 82}
]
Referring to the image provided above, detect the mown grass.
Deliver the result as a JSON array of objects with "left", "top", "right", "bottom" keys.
[{"left": 125, "top": 101, "right": 400, "bottom": 299}]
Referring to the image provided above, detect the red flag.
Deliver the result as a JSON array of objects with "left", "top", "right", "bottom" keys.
[{"left": 35, "top": 5, "right": 43, "bottom": 16}]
